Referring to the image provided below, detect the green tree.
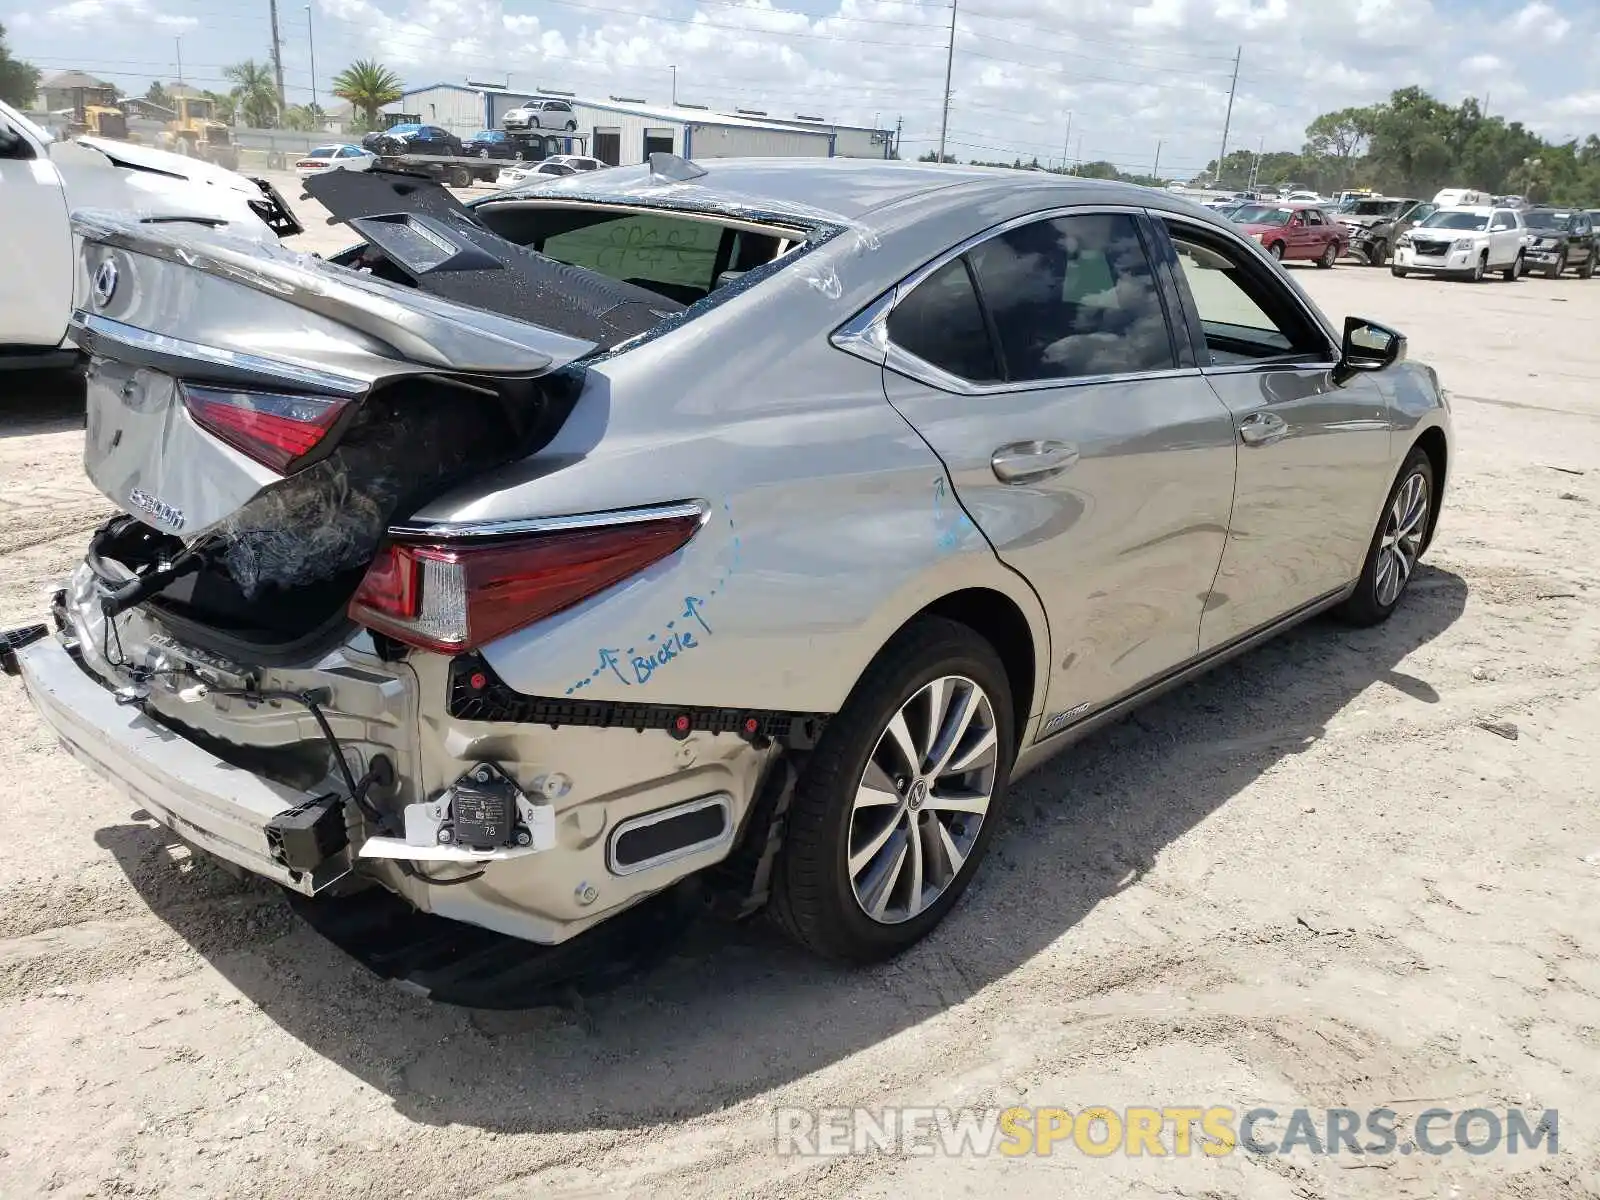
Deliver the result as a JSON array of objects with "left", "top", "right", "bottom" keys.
[
  {"left": 283, "top": 102, "right": 325, "bottom": 132},
  {"left": 0, "top": 22, "right": 41, "bottom": 108},
  {"left": 202, "top": 89, "right": 237, "bottom": 125},
  {"left": 145, "top": 80, "right": 172, "bottom": 110},
  {"left": 332, "top": 59, "right": 402, "bottom": 129},
  {"left": 224, "top": 59, "right": 279, "bottom": 127},
  {"left": 1303, "top": 106, "right": 1373, "bottom": 188}
]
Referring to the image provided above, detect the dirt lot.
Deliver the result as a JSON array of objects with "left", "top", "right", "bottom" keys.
[{"left": 3, "top": 212, "right": 1600, "bottom": 1198}]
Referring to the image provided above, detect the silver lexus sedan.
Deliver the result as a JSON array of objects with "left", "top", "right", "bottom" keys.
[{"left": 4, "top": 158, "right": 1450, "bottom": 969}]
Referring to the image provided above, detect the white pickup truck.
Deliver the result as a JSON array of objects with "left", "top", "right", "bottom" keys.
[{"left": 1, "top": 100, "right": 302, "bottom": 371}]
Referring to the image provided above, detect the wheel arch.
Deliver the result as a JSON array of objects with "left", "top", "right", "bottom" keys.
[
  {"left": 1412, "top": 425, "right": 1448, "bottom": 550},
  {"left": 885, "top": 586, "right": 1044, "bottom": 755}
]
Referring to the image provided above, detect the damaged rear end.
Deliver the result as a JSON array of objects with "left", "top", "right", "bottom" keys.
[{"left": 9, "top": 202, "right": 776, "bottom": 950}]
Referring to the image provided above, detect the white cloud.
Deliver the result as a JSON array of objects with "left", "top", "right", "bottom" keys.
[
  {"left": 43, "top": 0, "right": 197, "bottom": 30},
  {"left": 1462, "top": 54, "right": 1504, "bottom": 75},
  {"left": 1507, "top": 2, "right": 1571, "bottom": 41}
]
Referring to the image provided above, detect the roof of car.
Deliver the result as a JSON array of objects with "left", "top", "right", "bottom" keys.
[{"left": 512, "top": 157, "right": 1205, "bottom": 224}]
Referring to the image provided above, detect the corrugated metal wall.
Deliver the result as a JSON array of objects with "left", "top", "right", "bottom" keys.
[
  {"left": 383, "top": 87, "right": 488, "bottom": 135},
  {"left": 686, "top": 124, "right": 833, "bottom": 160}
]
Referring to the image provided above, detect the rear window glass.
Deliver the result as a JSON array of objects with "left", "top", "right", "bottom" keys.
[
  {"left": 539, "top": 212, "right": 726, "bottom": 294},
  {"left": 308, "top": 148, "right": 335, "bottom": 158}
]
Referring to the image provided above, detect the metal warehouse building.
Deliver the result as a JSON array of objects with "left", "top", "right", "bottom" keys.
[{"left": 383, "top": 84, "right": 894, "bottom": 166}]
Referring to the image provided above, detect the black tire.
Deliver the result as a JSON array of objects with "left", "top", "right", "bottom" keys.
[
  {"left": 1335, "top": 448, "right": 1435, "bottom": 627},
  {"left": 565, "top": 120, "right": 577, "bottom": 131},
  {"left": 1546, "top": 252, "right": 1564, "bottom": 279},
  {"left": 1268, "top": 241, "right": 1285, "bottom": 260},
  {"left": 1582, "top": 251, "right": 1596, "bottom": 280},
  {"left": 1391, "top": 266, "right": 1407, "bottom": 278},
  {"left": 1503, "top": 252, "right": 1523, "bottom": 282},
  {"left": 1471, "top": 252, "right": 1487, "bottom": 282},
  {"left": 1367, "top": 238, "right": 1388, "bottom": 266},
  {"left": 1317, "top": 241, "right": 1338, "bottom": 269},
  {"left": 476, "top": 148, "right": 490, "bottom": 158},
  {"left": 770, "top": 617, "right": 1015, "bottom": 963}
]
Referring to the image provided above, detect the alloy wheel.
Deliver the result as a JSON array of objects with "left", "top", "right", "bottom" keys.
[
  {"left": 847, "top": 675, "right": 999, "bottom": 925},
  {"left": 1375, "top": 469, "right": 1430, "bottom": 607}
]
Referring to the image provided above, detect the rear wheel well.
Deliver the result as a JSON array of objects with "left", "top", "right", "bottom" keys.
[
  {"left": 916, "top": 589, "right": 1036, "bottom": 752},
  {"left": 1413, "top": 426, "right": 1447, "bottom": 549}
]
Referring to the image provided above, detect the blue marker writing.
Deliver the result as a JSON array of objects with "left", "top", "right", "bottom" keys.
[
  {"left": 597, "top": 647, "right": 630, "bottom": 686},
  {"left": 682, "top": 595, "right": 712, "bottom": 635}
]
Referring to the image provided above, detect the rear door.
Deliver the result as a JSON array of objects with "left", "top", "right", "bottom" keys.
[
  {"left": 1155, "top": 213, "right": 1394, "bottom": 650},
  {"left": 0, "top": 109, "right": 73, "bottom": 350},
  {"left": 877, "top": 208, "right": 1238, "bottom": 723}
]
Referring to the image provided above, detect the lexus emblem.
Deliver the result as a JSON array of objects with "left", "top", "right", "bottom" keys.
[{"left": 91, "top": 260, "right": 118, "bottom": 309}]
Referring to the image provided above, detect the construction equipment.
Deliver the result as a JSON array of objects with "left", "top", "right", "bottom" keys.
[
  {"left": 65, "top": 87, "right": 131, "bottom": 140},
  {"left": 156, "top": 96, "right": 240, "bottom": 171}
]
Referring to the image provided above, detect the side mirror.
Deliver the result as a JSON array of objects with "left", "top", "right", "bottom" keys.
[{"left": 1338, "top": 316, "right": 1405, "bottom": 379}]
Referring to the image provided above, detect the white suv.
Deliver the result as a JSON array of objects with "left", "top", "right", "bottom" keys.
[
  {"left": 1392, "top": 205, "right": 1527, "bottom": 282},
  {"left": 502, "top": 99, "right": 578, "bottom": 131}
]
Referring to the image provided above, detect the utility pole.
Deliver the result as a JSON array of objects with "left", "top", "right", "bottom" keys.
[
  {"left": 1249, "top": 134, "right": 1263, "bottom": 189},
  {"left": 268, "top": 0, "right": 287, "bottom": 114},
  {"left": 894, "top": 114, "right": 902, "bottom": 158},
  {"left": 1061, "top": 110, "right": 1071, "bottom": 173},
  {"left": 305, "top": 4, "right": 318, "bottom": 113},
  {"left": 1152, "top": 138, "right": 1162, "bottom": 181},
  {"left": 1074, "top": 132, "right": 1083, "bottom": 174},
  {"left": 175, "top": 36, "right": 183, "bottom": 88},
  {"left": 670, "top": 65, "right": 677, "bottom": 106},
  {"left": 1215, "top": 44, "right": 1240, "bottom": 187},
  {"left": 1482, "top": 91, "right": 1491, "bottom": 120},
  {"left": 937, "top": 0, "right": 957, "bottom": 163}
]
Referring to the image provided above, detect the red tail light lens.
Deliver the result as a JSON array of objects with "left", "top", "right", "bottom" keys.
[
  {"left": 348, "top": 512, "right": 704, "bottom": 653},
  {"left": 180, "top": 384, "right": 351, "bottom": 474}
]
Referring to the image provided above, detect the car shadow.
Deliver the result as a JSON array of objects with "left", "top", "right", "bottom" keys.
[
  {"left": 1, "top": 367, "right": 85, "bottom": 439},
  {"left": 96, "top": 566, "right": 1467, "bottom": 1134}
]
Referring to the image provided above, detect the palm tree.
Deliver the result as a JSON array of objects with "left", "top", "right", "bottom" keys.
[
  {"left": 333, "top": 60, "right": 402, "bottom": 130},
  {"left": 224, "top": 59, "right": 279, "bottom": 128}
]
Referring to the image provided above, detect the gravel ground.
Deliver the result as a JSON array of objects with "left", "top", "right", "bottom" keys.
[{"left": 2, "top": 204, "right": 1599, "bottom": 1199}]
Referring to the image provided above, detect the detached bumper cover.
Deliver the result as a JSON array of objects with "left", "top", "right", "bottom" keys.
[{"left": 13, "top": 634, "right": 323, "bottom": 893}]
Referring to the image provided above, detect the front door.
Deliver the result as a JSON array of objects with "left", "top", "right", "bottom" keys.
[
  {"left": 1488, "top": 209, "right": 1521, "bottom": 267},
  {"left": 878, "top": 209, "right": 1237, "bottom": 725},
  {"left": 1155, "top": 214, "right": 1395, "bottom": 651}
]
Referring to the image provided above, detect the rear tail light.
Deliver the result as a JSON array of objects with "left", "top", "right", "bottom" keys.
[
  {"left": 180, "top": 383, "right": 351, "bottom": 474},
  {"left": 348, "top": 511, "right": 704, "bottom": 653}
]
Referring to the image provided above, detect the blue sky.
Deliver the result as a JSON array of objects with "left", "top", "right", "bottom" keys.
[{"left": 6, "top": 0, "right": 1598, "bottom": 171}]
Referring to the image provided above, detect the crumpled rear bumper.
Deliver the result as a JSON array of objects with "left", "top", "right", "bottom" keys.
[{"left": 12, "top": 631, "right": 325, "bottom": 894}]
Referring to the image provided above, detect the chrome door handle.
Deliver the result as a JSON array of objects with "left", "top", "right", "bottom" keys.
[
  {"left": 1238, "top": 411, "right": 1288, "bottom": 447},
  {"left": 991, "top": 439, "right": 1079, "bottom": 484}
]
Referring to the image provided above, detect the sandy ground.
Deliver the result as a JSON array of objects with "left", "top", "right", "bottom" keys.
[{"left": 2, "top": 203, "right": 1600, "bottom": 1199}]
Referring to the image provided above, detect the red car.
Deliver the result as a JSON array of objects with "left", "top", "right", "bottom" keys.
[{"left": 1229, "top": 202, "right": 1347, "bottom": 266}]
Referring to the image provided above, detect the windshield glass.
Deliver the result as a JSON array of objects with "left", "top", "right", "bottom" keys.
[
  {"left": 1348, "top": 200, "right": 1403, "bottom": 217},
  {"left": 1234, "top": 205, "right": 1293, "bottom": 227},
  {"left": 1419, "top": 210, "right": 1489, "bottom": 231},
  {"left": 1524, "top": 210, "right": 1569, "bottom": 230}
]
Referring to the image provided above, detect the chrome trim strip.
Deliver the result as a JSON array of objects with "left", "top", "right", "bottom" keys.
[
  {"left": 1200, "top": 361, "right": 1340, "bottom": 378},
  {"left": 388, "top": 500, "right": 710, "bottom": 541},
  {"left": 71, "top": 312, "right": 371, "bottom": 396},
  {"left": 606, "top": 793, "right": 734, "bottom": 877}
]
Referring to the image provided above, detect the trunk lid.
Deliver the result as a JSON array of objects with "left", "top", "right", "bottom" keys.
[{"left": 72, "top": 208, "right": 601, "bottom": 539}]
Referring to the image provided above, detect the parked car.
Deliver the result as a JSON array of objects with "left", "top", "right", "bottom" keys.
[
  {"left": 0, "top": 98, "right": 297, "bottom": 370},
  {"left": 1335, "top": 196, "right": 1434, "bottom": 266},
  {"left": 1431, "top": 188, "right": 1492, "bottom": 209},
  {"left": 461, "top": 130, "right": 518, "bottom": 160},
  {"left": 502, "top": 99, "right": 578, "bottom": 131},
  {"left": 369, "top": 123, "right": 462, "bottom": 157},
  {"left": 293, "top": 143, "right": 377, "bottom": 179},
  {"left": 543, "top": 154, "right": 606, "bottom": 172},
  {"left": 1520, "top": 207, "right": 1597, "bottom": 278},
  {"left": 3, "top": 160, "right": 1449, "bottom": 970},
  {"left": 1285, "top": 190, "right": 1322, "bottom": 203},
  {"left": 1393, "top": 205, "right": 1527, "bottom": 281},
  {"left": 1231, "top": 202, "right": 1348, "bottom": 265},
  {"left": 495, "top": 159, "right": 578, "bottom": 188}
]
